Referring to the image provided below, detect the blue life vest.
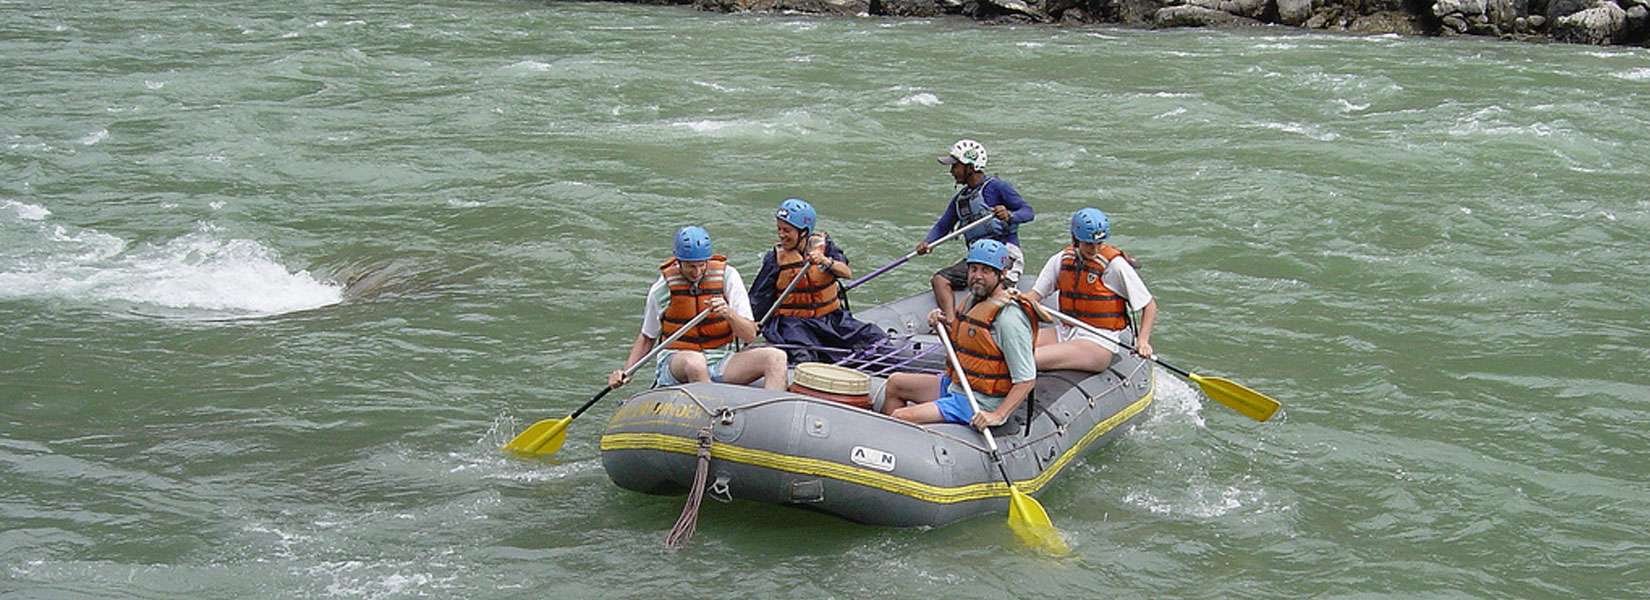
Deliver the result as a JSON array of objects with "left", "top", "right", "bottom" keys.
[{"left": 951, "top": 176, "right": 1014, "bottom": 243}]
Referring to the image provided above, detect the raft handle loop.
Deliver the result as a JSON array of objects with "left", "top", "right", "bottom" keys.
[{"left": 717, "top": 407, "right": 736, "bottom": 426}]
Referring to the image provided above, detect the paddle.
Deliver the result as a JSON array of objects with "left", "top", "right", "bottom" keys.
[
  {"left": 1038, "top": 305, "right": 1281, "bottom": 422},
  {"left": 502, "top": 307, "right": 715, "bottom": 457},
  {"left": 935, "top": 323, "right": 1070, "bottom": 556},
  {"left": 843, "top": 214, "right": 997, "bottom": 291}
]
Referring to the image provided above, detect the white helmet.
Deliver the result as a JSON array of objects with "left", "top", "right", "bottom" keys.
[{"left": 938, "top": 139, "right": 987, "bottom": 169}]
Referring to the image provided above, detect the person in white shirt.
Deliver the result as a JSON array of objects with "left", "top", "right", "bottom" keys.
[
  {"left": 1022, "top": 209, "right": 1157, "bottom": 372},
  {"left": 607, "top": 226, "right": 787, "bottom": 391}
]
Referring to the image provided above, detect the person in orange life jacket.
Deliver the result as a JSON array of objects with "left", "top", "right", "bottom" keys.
[
  {"left": 913, "top": 139, "right": 1035, "bottom": 327},
  {"left": 881, "top": 240, "right": 1038, "bottom": 430},
  {"left": 607, "top": 226, "right": 787, "bottom": 391},
  {"left": 1021, "top": 208, "right": 1157, "bottom": 373},
  {"left": 748, "top": 198, "right": 887, "bottom": 364}
]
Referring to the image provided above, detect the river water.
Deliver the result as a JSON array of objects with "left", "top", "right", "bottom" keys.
[{"left": 4, "top": 0, "right": 1648, "bottom": 597}]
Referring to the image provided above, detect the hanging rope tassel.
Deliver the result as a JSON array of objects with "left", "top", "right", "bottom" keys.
[{"left": 664, "top": 426, "right": 715, "bottom": 549}]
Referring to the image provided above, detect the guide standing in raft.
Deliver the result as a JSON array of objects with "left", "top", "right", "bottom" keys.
[{"left": 915, "top": 139, "right": 1035, "bottom": 326}]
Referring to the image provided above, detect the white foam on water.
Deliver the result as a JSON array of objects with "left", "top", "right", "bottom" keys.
[
  {"left": 1337, "top": 98, "right": 1371, "bottom": 112},
  {"left": 1016, "top": 41, "right": 1045, "bottom": 48},
  {"left": 678, "top": 119, "right": 732, "bottom": 133},
  {"left": 692, "top": 80, "right": 737, "bottom": 92},
  {"left": 1122, "top": 482, "right": 1270, "bottom": 519},
  {"left": 503, "top": 59, "right": 551, "bottom": 72},
  {"left": 3, "top": 200, "right": 51, "bottom": 221},
  {"left": 1146, "top": 366, "right": 1206, "bottom": 429},
  {"left": 1153, "top": 107, "right": 1187, "bottom": 119},
  {"left": 669, "top": 109, "right": 823, "bottom": 138},
  {"left": 896, "top": 92, "right": 941, "bottom": 106},
  {"left": 1613, "top": 68, "right": 1650, "bottom": 81},
  {"left": 0, "top": 218, "right": 341, "bottom": 317},
  {"left": 78, "top": 129, "right": 109, "bottom": 146},
  {"left": 1256, "top": 121, "right": 1340, "bottom": 142},
  {"left": 143, "top": 80, "right": 165, "bottom": 90}
]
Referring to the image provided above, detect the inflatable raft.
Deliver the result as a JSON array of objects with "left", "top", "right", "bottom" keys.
[{"left": 600, "top": 290, "right": 1155, "bottom": 528}]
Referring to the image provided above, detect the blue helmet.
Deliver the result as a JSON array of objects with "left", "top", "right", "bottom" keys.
[
  {"left": 673, "top": 226, "right": 713, "bottom": 261},
  {"left": 775, "top": 198, "right": 816, "bottom": 232},
  {"left": 964, "top": 239, "right": 1009, "bottom": 272},
  {"left": 1070, "top": 208, "right": 1110, "bottom": 243}
]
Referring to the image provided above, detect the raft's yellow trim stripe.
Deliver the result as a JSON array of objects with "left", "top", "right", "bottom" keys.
[{"left": 600, "top": 384, "right": 1153, "bottom": 504}]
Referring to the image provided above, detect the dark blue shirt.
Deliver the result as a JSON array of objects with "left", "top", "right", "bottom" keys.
[{"left": 923, "top": 177, "right": 1034, "bottom": 247}]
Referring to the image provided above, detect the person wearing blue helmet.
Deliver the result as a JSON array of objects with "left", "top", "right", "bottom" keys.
[
  {"left": 607, "top": 226, "right": 788, "bottom": 392},
  {"left": 749, "top": 198, "right": 887, "bottom": 364},
  {"left": 1023, "top": 208, "right": 1157, "bottom": 372},
  {"left": 881, "top": 240, "right": 1039, "bottom": 430},
  {"left": 916, "top": 139, "right": 1036, "bottom": 327}
]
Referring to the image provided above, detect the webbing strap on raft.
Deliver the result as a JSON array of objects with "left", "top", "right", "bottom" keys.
[{"left": 664, "top": 426, "right": 716, "bottom": 549}]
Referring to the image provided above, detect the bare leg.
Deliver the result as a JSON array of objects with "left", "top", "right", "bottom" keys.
[
  {"left": 1034, "top": 324, "right": 1056, "bottom": 348},
  {"left": 722, "top": 346, "right": 788, "bottom": 391},
  {"left": 881, "top": 373, "right": 942, "bottom": 415},
  {"left": 891, "top": 402, "right": 944, "bottom": 424},
  {"left": 931, "top": 273, "right": 955, "bottom": 324},
  {"left": 1033, "top": 340, "right": 1115, "bottom": 373},
  {"left": 667, "top": 351, "right": 712, "bottom": 383}
]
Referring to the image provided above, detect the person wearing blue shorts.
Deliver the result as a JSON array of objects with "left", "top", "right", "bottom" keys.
[{"left": 881, "top": 240, "right": 1038, "bottom": 431}]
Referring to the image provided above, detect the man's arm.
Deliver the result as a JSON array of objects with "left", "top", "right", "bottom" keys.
[
  {"left": 986, "top": 180, "right": 1035, "bottom": 224},
  {"left": 977, "top": 380, "right": 1036, "bottom": 430},
  {"left": 922, "top": 201, "right": 959, "bottom": 245}
]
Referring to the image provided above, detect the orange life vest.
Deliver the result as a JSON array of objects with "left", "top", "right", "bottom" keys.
[
  {"left": 772, "top": 246, "right": 841, "bottom": 318},
  {"left": 1055, "top": 243, "right": 1133, "bottom": 331},
  {"left": 948, "top": 294, "right": 1039, "bottom": 397},
  {"left": 658, "top": 255, "right": 734, "bottom": 351}
]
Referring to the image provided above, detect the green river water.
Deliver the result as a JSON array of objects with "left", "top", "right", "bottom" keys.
[{"left": 4, "top": 0, "right": 1648, "bottom": 597}]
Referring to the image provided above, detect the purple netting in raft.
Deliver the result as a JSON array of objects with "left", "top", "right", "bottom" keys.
[{"left": 767, "top": 336, "right": 943, "bottom": 375}]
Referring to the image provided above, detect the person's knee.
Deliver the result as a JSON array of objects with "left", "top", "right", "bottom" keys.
[
  {"left": 762, "top": 347, "right": 786, "bottom": 368},
  {"left": 676, "top": 353, "right": 710, "bottom": 380}
]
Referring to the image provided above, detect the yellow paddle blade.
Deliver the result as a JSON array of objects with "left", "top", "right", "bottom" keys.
[
  {"left": 1007, "top": 487, "right": 1070, "bottom": 556},
  {"left": 501, "top": 417, "right": 572, "bottom": 456},
  {"left": 1190, "top": 373, "right": 1281, "bottom": 422}
]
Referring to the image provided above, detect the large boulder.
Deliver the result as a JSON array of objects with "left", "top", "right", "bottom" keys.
[
  {"left": 1433, "top": 0, "right": 1487, "bottom": 17},
  {"left": 1183, "top": 0, "right": 1271, "bottom": 17},
  {"left": 1349, "top": 9, "right": 1426, "bottom": 32},
  {"left": 762, "top": 0, "right": 873, "bottom": 12},
  {"left": 877, "top": 0, "right": 946, "bottom": 15},
  {"left": 1278, "top": 0, "right": 1315, "bottom": 23},
  {"left": 1551, "top": 0, "right": 1628, "bottom": 42},
  {"left": 1546, "top": 0, "right": 1592, "bottom": 19},
  {"left": 1117, "top": 0, "right": 1171, "bottom": 22},
  {"left": 1154, "top": 3, "right": 1265, "bottom": 24}
]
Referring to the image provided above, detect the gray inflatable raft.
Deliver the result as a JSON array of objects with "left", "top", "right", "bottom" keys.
[{"left": 600, "top": 290, "right": 1154, "bottom": 528}]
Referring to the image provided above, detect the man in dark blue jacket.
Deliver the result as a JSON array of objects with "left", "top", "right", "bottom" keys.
[{"left": 914, "top": 139, "right": 1035, "bottom": 326}]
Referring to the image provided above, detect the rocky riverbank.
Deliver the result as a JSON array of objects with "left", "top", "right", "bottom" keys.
[{"left": 670, "top": 0, "right": 1650, "bottom": 46}]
